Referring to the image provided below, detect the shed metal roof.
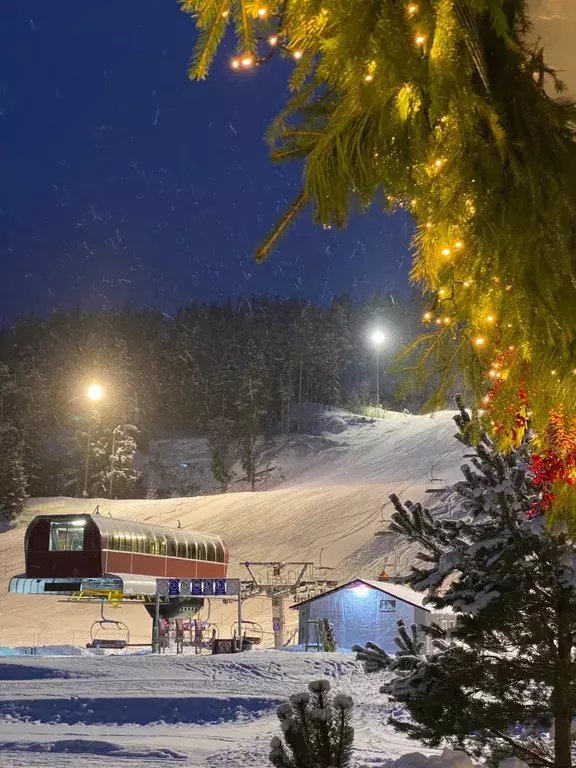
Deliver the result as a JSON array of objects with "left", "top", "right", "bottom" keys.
[{"left": 290, "top": 578, "right": 432, "bottom": 612}]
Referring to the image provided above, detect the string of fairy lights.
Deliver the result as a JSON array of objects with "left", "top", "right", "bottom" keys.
[
  {"left": 225, "top": 3, "right": 425, "bottom": 72},
  {"left": 221, "top": 2, "right": 576, "bottom": 406}
]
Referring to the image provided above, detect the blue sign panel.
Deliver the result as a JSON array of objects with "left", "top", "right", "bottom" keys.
[
  {"left": 169, "top": 579, "right": 180, "bottom": 597},
  {"left": 191, "top": 579, "right": 202, "bottom": 596},
  {"left": 203, "top": 579, "right": 214, "bottom": 596},
  {"left": 215, "top": 579, "right": 226, "bottom": 596}
]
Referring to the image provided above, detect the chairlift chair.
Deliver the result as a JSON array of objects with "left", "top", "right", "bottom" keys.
[
  {"left": 425, "top": 463, "right": 447, "bottom": 494},
  {"left": 86, "top": 603, "right": 130, "bottom": 649}
]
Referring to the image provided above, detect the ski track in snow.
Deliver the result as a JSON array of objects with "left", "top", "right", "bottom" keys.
[{"left": 0, "top": 651, "right": 435, "bottom": 767}]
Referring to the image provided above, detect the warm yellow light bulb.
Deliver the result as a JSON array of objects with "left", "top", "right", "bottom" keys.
[
  {"left": 408, "top": 4, "right": 418, "bottom": 14},
  {"left": 463, "top": 280, "right": 471, "bottom": 287},
  {"left": 482, "top": 395, "right": 490, "bottom": 405},
  {"left": 87, "top": 383, "right": 104, "bottom": 402},
  {"left": 404, "top": 84, "right": 412, "bottom": 93},
  {"left": 455, "top": 241, "right": 463, "bottom": 249},
  {"left": 241, "top": 56, "right": 253, "bottom": 67},
  {"left": 438, "top": 288, "right": 445, "bottom": 296},
  {"left": 486, "top": 315, "right": 494, "bottom": 323},
  {"left": 441, "top": 248, "right": 451, "bottom": 257},
  {"left": 221, "top": 9, "right": 230, "bottom": 18},
  {"left": 489, "top": 370, "right": 496, "bottom": 378},
  {"left": 551, "top": 369, "right": 557, "bottom": 376},
  {"left": 268, "top": 35, "right": 278, "bottom": 46},
  {"left": 426, "top": 222, "right": 432, "bottom": 229},
  {"left": 443, "top": 317, "right": 450, "bottom": 324},
  {"left": 423, "top": 312, "right": 432, "bottom": 321},
  {"left": 415, "top": 35, "right": 425, "bottom": 45},
  {"left": 365, "top": 74, "right": 374, "bottom": 82},
  {"left": 435, "top": 318, "right": 442, "bottom": 325},
  {"left": 257, "top": 7, "right": 267, "bottom": 17},
  {"left": 231, "top": 58, "right": 240, "bottom": 69},
  {"left": 293, "top": 50, "right": 303, "bottom": 60},
  {"left": 474, "top": 337, "right": 485, "bottom": 346}
]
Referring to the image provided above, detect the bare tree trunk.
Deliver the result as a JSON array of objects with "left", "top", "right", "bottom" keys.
[{"left": 554, "top": 592, "right": 573, "bottom": 768}]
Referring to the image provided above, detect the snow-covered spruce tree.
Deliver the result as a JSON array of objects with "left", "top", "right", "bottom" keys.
[
  {"left": 108, "top": 424, "right": 139, "bottom": 499},
  {"left": 355, "top": 397, "right": 576, "bottom": 768},
  {"left": 269, "top": 679, "right": 354, "bottom": 768},
  {"left": 0, "top": 424, "right": 28, "bottom": 522}
]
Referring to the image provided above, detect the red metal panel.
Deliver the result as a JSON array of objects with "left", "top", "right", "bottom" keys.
[
  {"left": 25, "top": 551, "right": 102, "bottom": 578},
  {"left": 104, "top": 552, "right": 133, "bottom": 575},
  {"left": 165, "top": 558, "right": 198, "bottom": 578},
  {"left": 197, "top": 562, "right": 228, "bottom": 579},
  {"left": 127, "top": 553, "right": 167, "bottom": 577}
]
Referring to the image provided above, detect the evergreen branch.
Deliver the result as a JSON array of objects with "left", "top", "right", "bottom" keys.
[
  {"left": 255, "top": 191, "right": 306, "bottom": 262},
  {"left": 232, "top": 0, "right": 256, "bottom": 57},
  {"left": 187, "top": 0, "right": 231, "bottom": 80},
  {"left": 488, "top": 728, "right": 555, "bottom": 768}
]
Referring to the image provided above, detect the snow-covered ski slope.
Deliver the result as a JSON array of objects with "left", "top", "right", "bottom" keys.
[{"left": 0, "top": 409, "right": 467, "bottom": 648}]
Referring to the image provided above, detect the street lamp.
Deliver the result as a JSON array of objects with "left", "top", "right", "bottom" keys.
[
  {"left": 371, "top": 331, "right": 385, "bottom": 408},
  {"left": 87, "top": 383, "right": 104, "bottom": 402},
  {"left": 83, "top": 383, "right": 104, "bottom": 498}
]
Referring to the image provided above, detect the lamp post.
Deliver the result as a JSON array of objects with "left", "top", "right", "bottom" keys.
[
  {"left": 371, "top": 330, "right": 385, "bottom": 408},
  {"left": 83, "top": 383, "right": 103, "bottom": 498}
]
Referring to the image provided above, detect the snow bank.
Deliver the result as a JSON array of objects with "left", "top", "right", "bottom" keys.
[
  {"left": 0, "top": 739, "right": 187, "bottom": 760},
  {"left": 380, "top": 750, "right": 528, "bottom": 768}
]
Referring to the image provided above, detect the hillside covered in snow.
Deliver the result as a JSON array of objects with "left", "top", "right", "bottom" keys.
[{"left": 0, "top": 408, "right": 467, "bottom": 648}]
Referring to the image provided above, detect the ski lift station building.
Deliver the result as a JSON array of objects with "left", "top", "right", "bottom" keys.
[{"left": 291, "top": 578, "right": 455, "bottom": 652}]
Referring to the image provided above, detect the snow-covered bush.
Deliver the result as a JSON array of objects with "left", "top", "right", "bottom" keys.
[{"left": 269, "top": 679, "right": 354, "bottom": 768}]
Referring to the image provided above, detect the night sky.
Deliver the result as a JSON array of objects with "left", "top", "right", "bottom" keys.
[{"left": 0, "top": 0, "right": 413, "bottom": 322}]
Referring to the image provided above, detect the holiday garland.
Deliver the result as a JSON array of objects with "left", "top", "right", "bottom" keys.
[{"left": 179, "top": 0, "right": 576, "bottom": 514}]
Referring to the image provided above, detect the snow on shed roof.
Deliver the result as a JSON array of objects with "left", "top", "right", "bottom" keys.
[{"left": 290, "top": 578, "right": 431, "bottom": 612}]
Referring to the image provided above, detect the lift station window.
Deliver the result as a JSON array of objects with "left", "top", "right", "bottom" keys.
[{"left": 49, "top": 519, "right": 85, "bottom": 551}]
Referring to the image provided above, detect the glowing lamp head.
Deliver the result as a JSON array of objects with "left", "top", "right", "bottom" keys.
[
  {"left": 87, "top": 383, "right": 103, "bottom": 402},
  {"left": 371, "top": 330, "right": 385, "bottom": 345},
  {"left": 351, "top": 582, "right": 370, "bottom": 596}
]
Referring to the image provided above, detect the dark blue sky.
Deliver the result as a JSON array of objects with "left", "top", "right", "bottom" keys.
[{"left": 0, "top": 0, "right": 413, "bottom": 321}]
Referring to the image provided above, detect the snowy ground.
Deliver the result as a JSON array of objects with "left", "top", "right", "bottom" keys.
[
  {"left": 0, "top": 409, "right": 467, "bottom": 648},
  {"left": 0, "top": 649, "right": 432, "bottom": 768}
]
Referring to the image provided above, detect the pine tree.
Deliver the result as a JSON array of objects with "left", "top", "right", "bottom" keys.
[
  {"left": 355, "top": 399, "right": 576, "bottom": 768},
  {"left": 0, "top": 425, "right": 28, "bottom": 522},
  {"left": 66, "top": 414, "right": 139, "bottom": 499},
  {"left": 269, "top": 679, "right": 354, "bottom": 768},
  {"left": 207, "top": 415, "right": 236, "bottom": 490},
  {"left": 108, "top": 424, "right": 139, "bottom": 499}
]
